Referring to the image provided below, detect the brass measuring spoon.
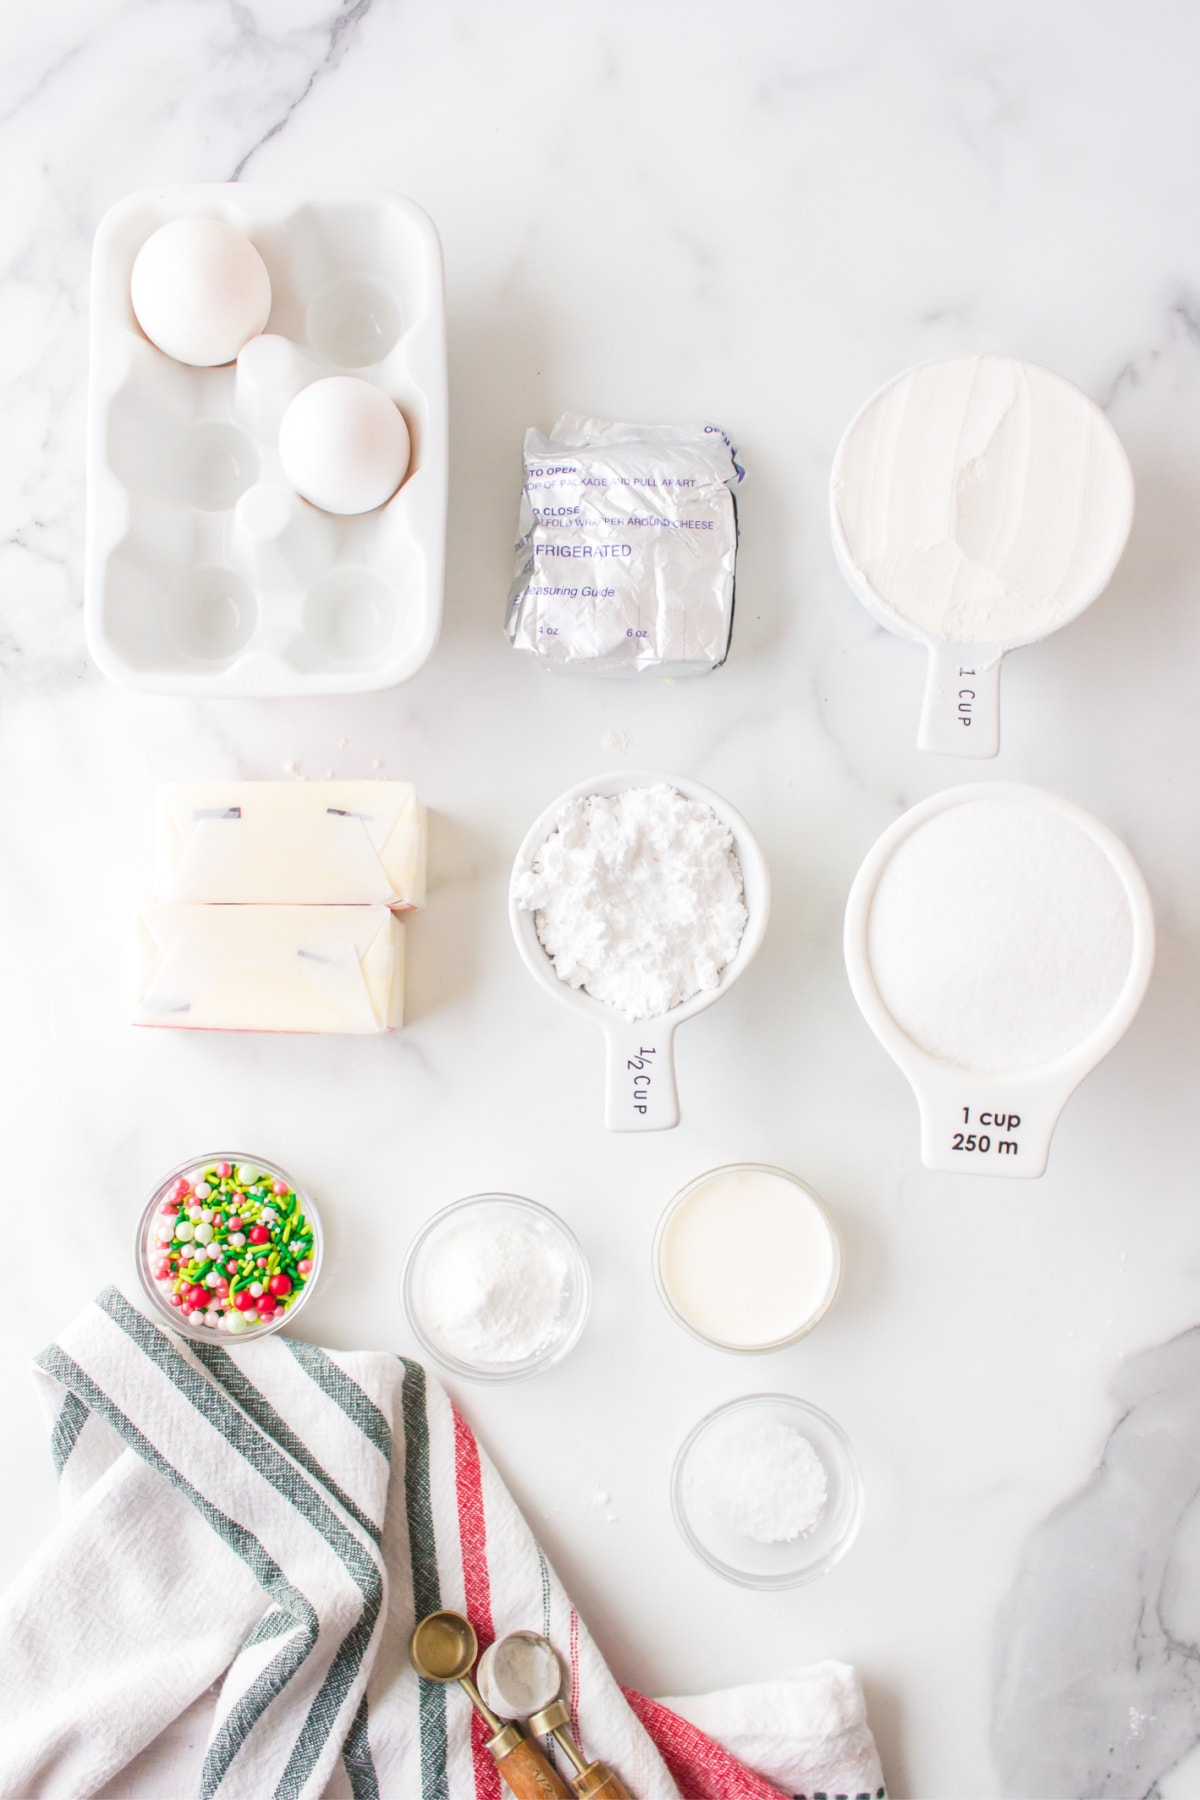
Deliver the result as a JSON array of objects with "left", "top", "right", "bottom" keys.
[
  {"left": 409, "top": 1610, "right": 572, "bottom": 1800},
  {"left": 478, "top": 1630, "right": 635, "bottom": 1800}
]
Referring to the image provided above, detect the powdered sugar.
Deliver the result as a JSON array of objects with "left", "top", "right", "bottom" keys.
[
  {"left": 512, "top": 784, "right": 748, "bottom": 1021},
  {"left": 418, "top": 1216, "right": 570, "bottom": 1365},
  {"left": 686, "top": 1416, "right": 829, "bottom": 1543}
]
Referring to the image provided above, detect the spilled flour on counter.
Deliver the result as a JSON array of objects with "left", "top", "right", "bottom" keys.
[
  {"left": 513, "top": 784, "right": 747, "bottom": 1021},
  {"left": 687, "top": 1416, "right": 829, "bottom": 1543}
]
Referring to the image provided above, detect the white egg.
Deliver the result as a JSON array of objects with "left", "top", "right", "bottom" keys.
[
  {"left": 278, "top": 376, "right": 410, "bottom": 515},
  {"left": 131, "top": 216, "right": 272, "bottom": 367}
]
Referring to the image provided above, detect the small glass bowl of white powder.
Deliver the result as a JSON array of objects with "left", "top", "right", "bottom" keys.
[
  {"left": 672, "top": 1393, "right": 863, "bottom": 1588},
  {"left": 402, "top": 1194, "right": 590, "bottom": 1382}
]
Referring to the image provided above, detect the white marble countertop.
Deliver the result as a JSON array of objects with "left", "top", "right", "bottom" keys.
[{"left": 4, "top": 4, "right": 1200, "bottom": 1795}]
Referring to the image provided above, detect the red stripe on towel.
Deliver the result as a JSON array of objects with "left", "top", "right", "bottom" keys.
[
  {"left": 622, "top": 1688, "right": 791, "bottom": 1800},
  {"left": 452, "top": 1404, "right": 502, "bottom": 1800}
]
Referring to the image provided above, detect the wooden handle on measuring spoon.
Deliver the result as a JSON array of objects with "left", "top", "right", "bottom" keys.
[
  {"left": 572, "top": 1761, "right": 636, "bottom": 1800},
  {"left": 525, "top": 1700, "right": 636, "bottom": 1800},
  {"left": 487, "top": 1723, "right": 575, "bottom": 1800}
]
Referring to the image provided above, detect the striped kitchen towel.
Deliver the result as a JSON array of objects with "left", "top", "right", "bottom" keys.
[{"left": 0, "top": 1287, "right": 886, "bottom": 1800}]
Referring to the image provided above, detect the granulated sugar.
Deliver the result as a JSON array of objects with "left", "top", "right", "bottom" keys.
[
  {"left": 419, "top": 1217, "right": 569, "bottom": 1365},
  {"left": 512, "top": 784, "right": 747, "bottom": 1021},
  {"left": 686, "top": 1416, "right": 829, "bottom": 1543},
  {"left": 867, "top": 796, "right": 1134, "bottom": 1074}
]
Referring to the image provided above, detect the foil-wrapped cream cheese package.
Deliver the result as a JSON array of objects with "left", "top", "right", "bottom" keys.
[
  {"left": 132, "top": 906, "right": 404, "bottom": 1034},
  {"left": 506, "top": 414, "right": 743, "bottom": 676},
  {"left": 155, "top": 782, "right": 426, "bottom": 908}
]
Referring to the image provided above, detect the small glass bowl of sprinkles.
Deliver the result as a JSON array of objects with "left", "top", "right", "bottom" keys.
[{"left": 135, "top": 1153, "right": 322, "bottom": 1342}]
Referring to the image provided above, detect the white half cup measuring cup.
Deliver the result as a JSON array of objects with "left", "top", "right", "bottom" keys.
[
  {"left": 509, "top": 770, "right": 771, "bottom": 1132},
  {"left": 843, "top": 783, "right": 1155, "bottom": 1177},
  {"left": 829, "top": 355, "right": 1135, "bottom": 759}
]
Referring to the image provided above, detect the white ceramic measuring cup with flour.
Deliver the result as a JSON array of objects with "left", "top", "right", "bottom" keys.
[
  {"left": 510, "top": 772, "right": 770, "bottom": 1132},
  {"left": 830, "top": 355, "right": 1134, "bottom": 758},
  {"left": 844, "top": 783, "right": 1154, "bottom": 1177}
]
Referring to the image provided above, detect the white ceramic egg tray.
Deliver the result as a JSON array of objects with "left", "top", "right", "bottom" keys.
[{"left": 85, "top": 186, "right": 447, "bottom": 695}]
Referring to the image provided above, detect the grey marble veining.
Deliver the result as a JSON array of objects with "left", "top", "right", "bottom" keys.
[
  {"left": 994, "top": 1328, "right": 1200, "bottom": 1798},
  {"left": 0, "top": 0, "right": 379, "bottom": 694},
  {"left": 4, "top": 5, "right": 1200, "bottom": 1796}
]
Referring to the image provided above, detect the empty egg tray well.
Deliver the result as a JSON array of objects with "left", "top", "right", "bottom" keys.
[{"left": 85, "top": 185, "right": 447, "bottom": 695}]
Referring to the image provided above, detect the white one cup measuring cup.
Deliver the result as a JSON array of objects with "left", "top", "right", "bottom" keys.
[
  {"left": 830, "top": 355, "right": 1134, "bottom": 759},
  {"left": 509, "top": 770, "right": 770, "bottom": 1132},
  {"left": 843, "top": 783, "right": 1154, "bottom": 1177}
]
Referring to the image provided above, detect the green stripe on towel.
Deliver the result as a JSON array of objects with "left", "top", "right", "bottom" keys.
[
  {"left": 49, "top": 1391, "right": 89, "bottom": 1474},
  {"left": 400, "top": 1357, "right": 449, "bottom": 1800},
  {"left": 33, "top": 1343, "right": 320, "bottom": 1800},
  {"left": 245, "top": 1608, "right": 303, "bottom": 1651},
  {"left": 283, "top": 1340, "right": 392, "bottom": 1460},
  {"left": 342, "top": 1692, "right": 381, "bottom": 1800},
  {"left": 98, "top": 1289, "right": 384, "bottom": 1800},
  {"left": 191, "top": 1341, "right": 383, "bottom": 1544},
  {"left": 538, "top": 1546, "right": 553, "bottom": 1642}
]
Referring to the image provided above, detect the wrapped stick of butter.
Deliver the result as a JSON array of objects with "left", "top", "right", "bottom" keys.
[
  {"left": 505, "top": 414, "right": 744, "bottom": 677},
  {"left": 155, "top": 782, "right": 425, "bottom": 909},
  {"left": 132, "top": 906, "right": 403, "bottom": 1034}
]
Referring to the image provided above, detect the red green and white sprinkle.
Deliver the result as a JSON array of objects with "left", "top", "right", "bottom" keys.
[{"left": 149, "top": 1163, "right": 314, "bottom": 1333}]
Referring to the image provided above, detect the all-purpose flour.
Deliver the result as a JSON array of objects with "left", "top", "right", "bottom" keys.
[
  {"left": 867, "top": 796, "right": 1135, "bottom": 1074},
  {"left": 513, "top": 784, "right": 748, "bottom": 1021}
]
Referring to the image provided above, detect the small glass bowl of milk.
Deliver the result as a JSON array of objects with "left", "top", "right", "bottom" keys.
[{"left": 653, "top": 1163, "right": 842, "bottom": 1352}]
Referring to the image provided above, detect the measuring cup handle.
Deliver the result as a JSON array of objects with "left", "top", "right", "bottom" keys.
[
  {"left": 918, "top": 642, "right": 1003, "bottom": 758},
  {"left": 602, "top": 1021, "right": 679, "bottom": 1131},
  {"left": 917, "top": 1086, "right": 1066, "bottom": 1178}
]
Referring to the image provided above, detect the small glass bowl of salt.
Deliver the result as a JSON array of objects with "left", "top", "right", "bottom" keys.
[
  {"left": 671, "top": 1393, "right": 863, "bottom": 1588},
  {"left": 402, "top": 1194, "right": 590, "bottom": 1382}
]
